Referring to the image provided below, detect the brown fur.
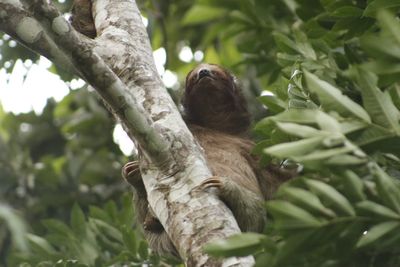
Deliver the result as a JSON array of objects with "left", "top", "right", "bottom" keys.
[
  {"left": 70, "top": 1, "right": 292, "bottom": 258},
  {"left": 183, "top": 64, "right": 251, "bottom": 135},
  {"left": 121, "top": 64, "right": 292, "bottom": 258},
  {"left": 70, "top": 0, "right": 96, "bottom": 39}
]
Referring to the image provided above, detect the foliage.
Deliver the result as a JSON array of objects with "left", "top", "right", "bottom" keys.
[
  {"left": 1, "top": 0, "right": 400, "bottom": 266},
  {"left": 199, "top": 1, "right": 400, "bottom": 267},
  {"left": 9, "top": 195, "right": 180, "bottom": 267}
]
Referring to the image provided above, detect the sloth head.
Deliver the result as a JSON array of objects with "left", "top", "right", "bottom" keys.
[{"left": 183, "top": 64, "right": 250, "bottom": 135}]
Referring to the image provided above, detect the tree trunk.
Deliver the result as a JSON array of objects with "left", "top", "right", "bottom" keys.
[{"left": 0, "top": 0, "right": 254, "bottom": 265}]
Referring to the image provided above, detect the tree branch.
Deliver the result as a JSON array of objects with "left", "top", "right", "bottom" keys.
[
  {"left": 0, "top": 0, "right": 254, "bottom": 265},
  {"left": 0, "top": 2, "right": 76, "bottom": 74}
]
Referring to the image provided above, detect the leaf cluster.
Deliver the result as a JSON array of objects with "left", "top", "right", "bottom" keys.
[{"left": 200, "top": 1, "right": 400, "bottom": 266}]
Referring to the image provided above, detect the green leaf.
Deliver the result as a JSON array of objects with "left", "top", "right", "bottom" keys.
[
  {"left": 293, "top": 29, "right": 317, "bottom": 60},
  {"left": 364, "top": 0, "right": 400, "bottom": 17},
  {"left": 204, "top": 233, "right": 264, "bottom": 257},
  {"left": 356, "top": 221, "right": 400, "bottom": 248},
  {"left": 27, "top": 233, "right": 57, "bottom": 254},
  {"left": 288, "top": 85, "right": 309, "bottom": 100},
  {"left": 266, "top": 200, "right": 323, "bottom": 228},
  {"left": 342, "top": 170, "right": 366, "bottom": 201},
  {"left": 273, "top": 32, "right": 299, "bottom": 54},
  {"left": 0, "top": 204, "right": 28, "bottom": 251},
  {"left": 182, "top": 5, "right": 227, "bottom": 25},
  {"left": 122, "top": 225, "right": 137, "bottom": 254},
  {"left": 276, "top": 122, "right": 323, "bottom": 138},
  {"left": 325, "top": 154, "right": 367, "bottom": 166},
  {"left": 356, "top": 68, "right": 400, "bottom": 134},
  {"left": 258, "top": 95, "right": 286, "bottom": 114},
  {"left": 90, "top": 218, "right": 123, "bottom": 242},
  {"left": 288, "top": 99, "right": 311, "bottom": 109},
  {"left": 362, "top": 34, "right": 400, "bottom": 61},
  {"left": 304, "top": 71, "right": 371, "bottom": 122},
  {"left": 304, "top": 179, "right": 356, "bottom": 216},
  {"left": 353, "top": 123, "right": 396, "bottom": 146},
  {"left": 264, "top": 136, "right": 324, "bottom": 158},
  {"left": 332, "top": 6, "right": 364, "bottom": 17},
  {"left": 42, "top": 219, "right": 74, "bottom": 238},
  {"left": 356, "top": 201, "right": 400, "bottom": 220},
  {"left": 279, "top": 187, "right": 336, "bottom": 218},
  {"left": 370, "top": 164, "right": 400, "bottom": 212},
  {"left": 292, "top": 146, "right": 364, "bottom": 167},
  {"left": 138, "top": 240, "right": 149, "bottom": 260},
  {"left": 377, "top": 9, "right": 400, "bottom": 45},
  {"left": 339, "top": 119, "right": 367, "bottom": 134},
  {"left": 263, "top": 109, "right": 319, "bottom": 124},
  {"left": 274, "top": 231, "right": 313, "bottom": 265},
  {"left": 71, "top": 203, "right": 86, "bottom": 236},
  {"left": 315, "top": 111, "right": 342, "bottom": 133}
]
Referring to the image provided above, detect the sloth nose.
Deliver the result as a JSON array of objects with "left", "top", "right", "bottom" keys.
[{"left": 198, "top": 68, "right": 211, "bottom": 79}]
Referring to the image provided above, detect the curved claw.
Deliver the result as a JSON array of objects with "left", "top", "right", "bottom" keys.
[
  {"left": 122, "top": 161, "right": 142, "bottom": 188},
  {"left": 196, "top": 176, "right": 224, "bottom": 193}
]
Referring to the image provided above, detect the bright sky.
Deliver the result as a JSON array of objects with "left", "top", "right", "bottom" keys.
[{"left": 0, "top": 43, "right": 200, "bottom": 155}]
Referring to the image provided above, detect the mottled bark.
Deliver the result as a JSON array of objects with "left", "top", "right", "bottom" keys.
[{"left": 0, "top": 0, "right": 254, "bottom": 265}]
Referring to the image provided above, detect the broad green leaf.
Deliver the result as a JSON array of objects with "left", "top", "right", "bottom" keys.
[
  {"left": 258, "top": 95, "right": 286, "bottom": 114},
  {"left": 364, "top": 0, "right": 400, "bottom": 17},
  {"left": 356, "top": 68, "right": 400, "bottom": 134},
  {"left": 122, "top": 225, "right": 137, "bottom": 254},
  {"left": 71, "top": 203, "right": 86, "bottom": 236},
  {"left": 315, "top": 109, "right": 342, "bottom": 133},
  {"left": 274, "top": 231, "right": 314, "bottom": 265},
  {"left": 90, "top": 219, "right": 123, "bottom": 242},
  {"left": 279, "top": 187, "right": 336, "bottom": 218},
  {"left": 356, "top": 221, "right": 400, "bottom": 248},
  {"left": 42, "top": 219, "right": 74, "bottom": 238},
  {"left": 304, "top": 71, "right": 371, "bottom": 123},
  {"left": 265, "top": 107, "right": 341, "bottom": 133},
  {"left": 288, "top": 99, "right": 311, "bottom": 109},
  {"left": 273, "top": 32, "right": 299, "bottom": 54},
  {"left": 304, "top": 179, "right": 355, "bottom": 216},
  {"left": 293, "top": 29, "right": 317, "bottom": 60},
  {"left": 266, "top": 200, "right": 322, "bottom": 228},
  {"left": 389, "top": 85, "right": 400, "bottom": 109},
  {"left": 353, "top": 123, "right": 396, "bottom": 146},
  {"left": 288, "top": 84, "right": 309, "bottom": 100},
  {"left": 361, "top": 35, "right": 400, "bottom": 61},
  {"left": 0, "top": 204, "right": 28, "bottom": 251},
  {"left": 204, "top": 233, "right": 264, "bottom": 257},
  {"left": 342, "top": 170, "right": 366, "bottom": 201},
  {"left": 276, "top": 122, "right": 324, "bottom": 138},
  {"left": 364, "top": 60, "right": 400, "bottom": 75},
  {"left": 182, "top": 5, "right": 227, "bottom": 25},
  {"left": 89, "top": 206, "right": 111, "bottom": 223},
  {"left": 340, "top": 119, "right": 367, "bottom": 134},
  {"left": 264, "top": 136, "right": 324, "bottom": 158},
  {"left": 292, "top": 146, "right": 363, "bottom": 166},
  {"left": 277, "top": 52, "right": 302, "bottom": 65},
  {"left": 356, "top": 201, "right": 400, "bottom": 220},
  {"left": 325, "top": 154, "right": 367, "bottom": 166},
  {"left": 370, "top": 164, "right": 400, "bottom": 212},
  {"left": 332, "top": 6, "right": 364, "bottom": 17},
  {"left": 27, "top": 234, "right": 56, "bottom": 255},
  {"left": 138, "top": 240, "right": 149, "bottom": 259},
  {"left": 264, "top": 109, "right": 319, "bottom": 124},
  {"left": 377, "top": 10, "right": 400, "bottom": 45}
]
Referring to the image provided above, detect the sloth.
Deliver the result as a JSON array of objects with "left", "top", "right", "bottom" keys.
[
  {"left": 69, "top": 1, "right": 292, "bottom": 258},
  {"left": 122, "top": 64, "right": 292, "bottom": 257}
]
